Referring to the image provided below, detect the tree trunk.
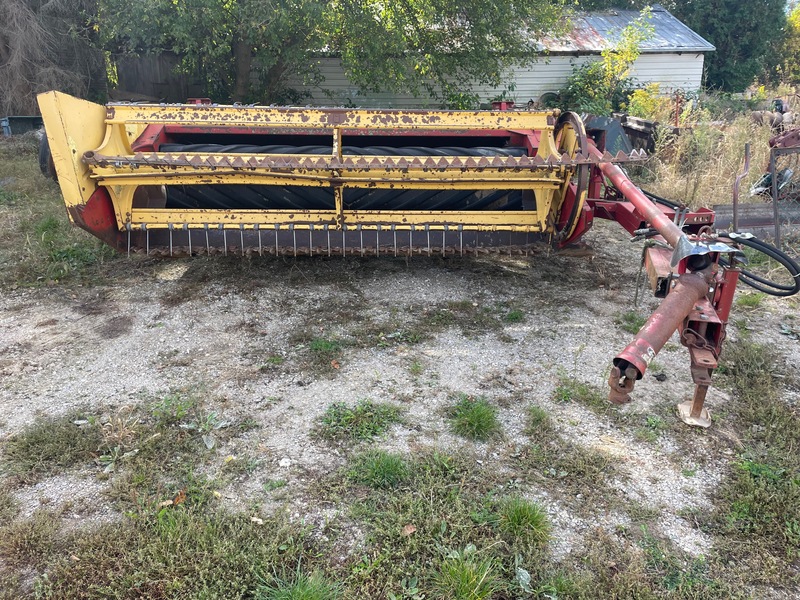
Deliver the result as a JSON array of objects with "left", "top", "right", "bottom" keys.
[{"left": 231, "top": 38, "right": 252, "bottom": 102}]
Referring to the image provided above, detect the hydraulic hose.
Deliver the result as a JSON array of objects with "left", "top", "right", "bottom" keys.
[{"left": 717, "top": 233, "right": 800, "bottom": 297}]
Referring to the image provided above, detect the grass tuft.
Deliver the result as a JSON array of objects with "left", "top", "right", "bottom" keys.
[
  {"left": 525, "top": 405, "right": 551, "bottom": 434},
  {"left": 0, "top": 510, "right": 60, "bottom": 568},
  {"left": 432, "top": 547, "right": 499, "bottom": 600},
  {"left": 447, "top": 395, "right": 501, "bottom": 441},
  {"left": 496, "top": 496, "right": 550, "bottom": 545},
  {"left": 503, "top": 309, "right": 525, "bottom": 323},
  {"left": 348, "top": 450, "right": 410, "bottom": 489},
  {"left": 735, "top": 292, "right": 766, "bottom": 310},
  {"left": 255, "top": 570, "right": 340, "bottom": 600},
  {"left": 316, "top": 400, "right": 402, "bottom": 443}
]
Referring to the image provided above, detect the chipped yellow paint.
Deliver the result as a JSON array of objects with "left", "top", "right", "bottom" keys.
[{"left": 37, "top": 91, "right": 579, "bottom": 236}]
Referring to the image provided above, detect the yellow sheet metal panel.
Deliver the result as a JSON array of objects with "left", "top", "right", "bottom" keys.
[
  {"left": 128, "top": 209, "right": 546, "bottom": 231},
  {"left": 105, "top": 104, "right": 557, "bottom": 132},
  {"left": 36, "top": 91, "right": 107, "bottom": 214}
]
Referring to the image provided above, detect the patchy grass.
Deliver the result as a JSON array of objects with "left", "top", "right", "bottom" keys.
[
  {"left": 447, "top": 395, "right": 501, "bottom": 441},
  {"left": 420, "top": 300, "right": 503, "bottom": 336},
  {"left": 708, "top": 339, "right": 800, "bottom": 584},
  {"left": 615, "top": 310, "right": 647, "bottom": 334},
  {"left": 547, "top": 527, "right": 741, "bottom": 598},
  {"left": 526, "top": 405, "right": 552, "bottom": 434},
  {"left": 348, "top": 450, "right": 410, "bottom": 489},
  {"left": 2, "top": 410, "right": 103, "bottom": 482},
  {"left": 32, "top": 508, "right": 315, "bottom": 599},
  {"left": 735, "top": 292, "right": 767, "bottom": 310},
  {"left": 503, "top": 309, "right": 525, "bottom": 323},
  {"left": 0, "top": 486, "right": 18, "bottom": 522},
  {"left": 553, "top": 376, "right": 607, "bottom": 412},
  {"left": 0, "top": 509, "right": 60, "bottom": 568},
  {"left": 635, "top": 414, "right": 667, "bottom": 443},
  {"left": 328, "top": 451, "right": 531, "bottom": 598},
  {"left": 408, "top": 360, "right": 424, "bottom": 376},
  {"left": 315, "top": 400, "right": 402, "bottom": 443},
  {"left": 0, "top": 135, "right": 117, "bottom": 286}
]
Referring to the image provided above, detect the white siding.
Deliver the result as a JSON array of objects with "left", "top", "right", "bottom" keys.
[{"left": 291, "top": 53, "right": 705, "bottom": 108}]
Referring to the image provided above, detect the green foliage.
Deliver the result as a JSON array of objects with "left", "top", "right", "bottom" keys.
[
  {"left": 447, "top": 395, "right": 501, "bottom": 441},
  {"left": 671, "top": 0, "right": 787, "bottom": 91},
  {"left": 256, "top": 570, "right": 341, "bottom": 600},
  {"left": 349, "top": 450, "right": 410, "bottom": 489},
  {"left": 99, "top": 0, "right": 568, "bottom": 105},
  {"left": 431, "top": 546, "right": 500, "bottom": 600},
  {"left": 627, "top": 83, "right": 672, "bottom": 120},
  {"left": 780, "top": 6, "right": 800, "bottom": 84},
  {"left": 558, "top": 8, "right": 654, "bottom": 114},
  {"left": 496, "top": 496, "right": 550, "bottom": 545},
  {"left": 316, "top": 400, "right": 402, "bottom": 442}
]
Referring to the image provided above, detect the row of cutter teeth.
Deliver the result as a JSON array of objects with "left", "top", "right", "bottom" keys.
[
  {"left": 125, "top": 222, "right": 541, "bottom": 259},
  {"left": 128, "top": 244, "right": 541, "bottom": 258},
  {"left": 85, "top": 149, "right": 648, "bottom": 171}
]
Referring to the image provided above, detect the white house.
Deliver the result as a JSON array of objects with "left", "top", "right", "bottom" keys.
[{"left": 292, "top": 5, "right": 714, "bottom": 108}]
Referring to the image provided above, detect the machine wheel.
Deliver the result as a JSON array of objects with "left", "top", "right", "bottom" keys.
[
  {"left": 553, "top": 112, "right": 589, "bottom": 241},
  {"left": 38, "top": 134, "right": 58, "bottom": 182}
]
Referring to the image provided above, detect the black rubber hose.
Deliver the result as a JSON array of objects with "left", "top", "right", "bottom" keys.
[
  {"left": 717, "top": 233, "right": 800, "bottom": 297},
  {"left": 640, "top": 188, "right": 683, "bottom": 210}
]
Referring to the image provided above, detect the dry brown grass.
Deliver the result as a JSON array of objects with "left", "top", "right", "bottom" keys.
[{"left": 634, "top": 117, "right": 774, "bottom": 209}]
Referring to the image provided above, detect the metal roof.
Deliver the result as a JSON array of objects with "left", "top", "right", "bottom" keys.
[{"left": 541, "top": 5, "right": 715, "bottom": 54}]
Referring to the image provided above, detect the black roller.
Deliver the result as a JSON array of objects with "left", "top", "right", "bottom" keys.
[{"left": 157, "top": 143, "right": 528, "bottom": 212}]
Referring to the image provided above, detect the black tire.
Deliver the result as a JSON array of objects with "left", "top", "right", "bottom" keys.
[{"left": 38, "top": 133, "right": 58, "bottom": 181}]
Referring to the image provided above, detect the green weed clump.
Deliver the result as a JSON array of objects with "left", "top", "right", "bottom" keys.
[
  {"left": 447, "top": 395, "right": 501, "bottom": 441},
  {"left": 349, "top": 450, "right": 410, "bottom": 489},
  {"left": 317, "top": 400, "right": 402, "bottom": 442},
  {"left": 432, "top": 547, "right": 499, "bottom": 600},
  {"left": 496, "top": 496, "right": 550, "bottom": 546},
  {"left": 616, "top": 310, "right": 647, "bottom": 335},
  {"left": 255, "top": 570, "right": 340, "bottom": 600}
]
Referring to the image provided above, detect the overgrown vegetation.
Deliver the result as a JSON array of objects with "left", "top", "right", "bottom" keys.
[
  {"left": 0, "top": 136, "right": 116, "bottom": 286},
  {"left": 709, "top": 339, "right": 800, "bottom": 583}
]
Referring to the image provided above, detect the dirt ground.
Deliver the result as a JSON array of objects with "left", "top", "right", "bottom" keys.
[{"left": 1, "top": 218, "right": 799, "bottom": 596}]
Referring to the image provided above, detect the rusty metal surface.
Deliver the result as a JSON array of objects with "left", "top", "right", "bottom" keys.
[
  {"left": 84, "top": 148, "right": 646, "bottom": 173},
  {"left": 591, "top": 145, "right": 686, "bottom": 249},
  {"left": 608, "top": 268, "right": 713, "bottom": 403},
  {"left": 540, "top": 5, "right": 715, "bottom": 54}
]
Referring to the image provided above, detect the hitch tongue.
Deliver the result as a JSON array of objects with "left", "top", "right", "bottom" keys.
[{"left": 608, "top": 269, "right": 713, "bottom": 405}]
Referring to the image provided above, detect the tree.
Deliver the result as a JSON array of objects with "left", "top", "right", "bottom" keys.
[
  {"left": 0, "top": 0, "right": 105, "bottom": 115},
  {"left": 557, "top": 8, "right": 654, "bottom": 114},
  {"left": 99, "top": 0, "right": 569, "bottom": 105},
  {"left": 670, "top": 0, "right": 787, "bottom": 91},
  {"left": 779, "top": 3, "right": 800, "bottom": 83}
]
